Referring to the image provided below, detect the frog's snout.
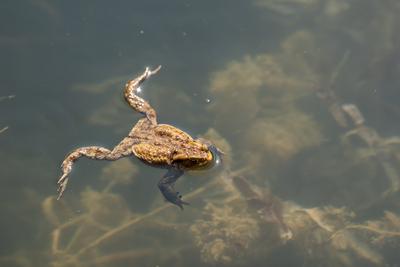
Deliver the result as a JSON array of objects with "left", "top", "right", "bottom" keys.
[{"left": 208, "top": 144, "right": 223, "bottom": 168}]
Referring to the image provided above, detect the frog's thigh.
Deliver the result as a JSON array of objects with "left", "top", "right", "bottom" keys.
[
  {"left": 109, "top": 137, "right": 135, "bottom": 158},
  {"left": 132, "top": 143, "right": 172, "bottom": 164}
]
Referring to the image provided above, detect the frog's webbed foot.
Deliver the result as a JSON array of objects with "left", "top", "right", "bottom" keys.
[
  {"left": 57, "top": 171, "right": 70, "bottom": 200},
  {"left": 57, "top": 147, "right": 111, "bottom": 199},
  {"left": 158, "top": 168, "right": 188, "bottom": 210},
  {"left": 57, "top": 139, "right": 134, "bottom": 199},
  {"left": 57, "top": 154, "right": 77, "bottom": 200}
]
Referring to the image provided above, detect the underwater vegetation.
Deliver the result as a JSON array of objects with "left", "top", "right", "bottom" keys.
[
  {"left": 208, "top": 30, "right": 324, "bottom": 175},
  {"left": 2, "top": 0, "right": 400, "bottom": 266}
]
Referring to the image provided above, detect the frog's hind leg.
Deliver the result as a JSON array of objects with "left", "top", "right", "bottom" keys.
[
  {"left": 124, "top": 66, "right": 161, "bottom": 125},
  {"left": 158, "top": 168, "right": 189, "bottom": 210},
  {"left": 57, "top": 137, "right": 134, "bottom": 200}
]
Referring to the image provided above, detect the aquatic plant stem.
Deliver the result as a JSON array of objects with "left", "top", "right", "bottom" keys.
[
  {"left": 52, "top": 216, "right": 86, "bottom": 254},
  {"left": 330, "top": 224, "right": 400, "bottom": 241},
  {"left": 75, "top": 179, "right": 218, "bottom": 257},
  {"left": 0, "top": 95, "right": 15, "bottom": 101},
  {"left": 0, "top": 126, "right": 8, "bottom": 134},
  {"left": 92, "top": 248, "right": 153, "bottom": 265}
]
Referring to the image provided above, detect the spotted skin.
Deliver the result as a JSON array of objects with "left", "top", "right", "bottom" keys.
[{"left": 57, "top": 66, "right": 217, "bottom": 209}]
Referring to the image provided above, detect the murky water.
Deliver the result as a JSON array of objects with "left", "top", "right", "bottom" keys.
[{"left": 1, "top": 0, "right": 400, "bottom": 266}]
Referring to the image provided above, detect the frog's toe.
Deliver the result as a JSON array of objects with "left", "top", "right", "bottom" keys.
[
  {"left": 168, "top": 190, "right": 190, "bottom": 210},
  {"left": 56, "top": 174, "right": 69, "bottom": 200},
  {"left": 175, "top": 197, "right": 190, "bottom": 210},
  {"left": 147, "top": 65, "right": 162, "bottom": 76}
]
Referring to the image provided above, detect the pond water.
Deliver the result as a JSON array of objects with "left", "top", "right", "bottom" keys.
[{"left": 1, "top": 0, "right": 400, "bottom": 266}]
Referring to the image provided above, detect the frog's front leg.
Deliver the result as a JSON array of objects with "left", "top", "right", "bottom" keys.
[
  {"left": 57, "top": 137, "right": 134, "bottom": 199},
  {"left": 124, "top": 66, "right": 161, "bottom": 125},
  {"left": 158, "top": 168, "right": 189, "bottom": 210}
]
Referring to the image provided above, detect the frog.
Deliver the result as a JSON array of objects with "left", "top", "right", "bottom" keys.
[{"left": 57, "top": 66, "right": 221, "bottom": 209}]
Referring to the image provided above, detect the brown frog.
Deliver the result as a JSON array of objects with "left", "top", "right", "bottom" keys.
[{"left": 57, "top": 66, "right": 220, "bottom": 209}]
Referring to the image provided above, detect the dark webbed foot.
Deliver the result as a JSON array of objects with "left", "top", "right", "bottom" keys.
[{"left": 158, "top": 168, "right": 189, "bottom": 210}]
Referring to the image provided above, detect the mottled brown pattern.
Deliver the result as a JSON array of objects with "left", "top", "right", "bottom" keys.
[
  {"left": 57, "top": 66, "right": 218, "bottom": 209},
  {"left": 131, "top": 124, "right": 212, "bottom": 168}
]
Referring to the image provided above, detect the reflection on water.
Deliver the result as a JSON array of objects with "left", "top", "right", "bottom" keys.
[{"left": 1, "top": 0, "right": 400, "bottom": 266}]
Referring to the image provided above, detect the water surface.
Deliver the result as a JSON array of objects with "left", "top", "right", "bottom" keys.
[{"left": 1, "top": 0, "right": 400, "bottom": 266}]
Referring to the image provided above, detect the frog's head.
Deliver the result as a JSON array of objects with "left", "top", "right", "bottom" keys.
[{"left": 172, "top": 141, "right": 214, "bottom": 170}]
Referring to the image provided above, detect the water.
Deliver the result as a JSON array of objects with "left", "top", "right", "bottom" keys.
[{"left": 1, "top": 0, "right": 400, "bottom": 266}]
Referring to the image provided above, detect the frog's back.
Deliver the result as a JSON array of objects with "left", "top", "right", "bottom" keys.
[
  {"left": 154, "top": 124, "right": 193, "bottom": 142},
  {"left": 131, "top": 124, "right": 195, "bottom": 166}
]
